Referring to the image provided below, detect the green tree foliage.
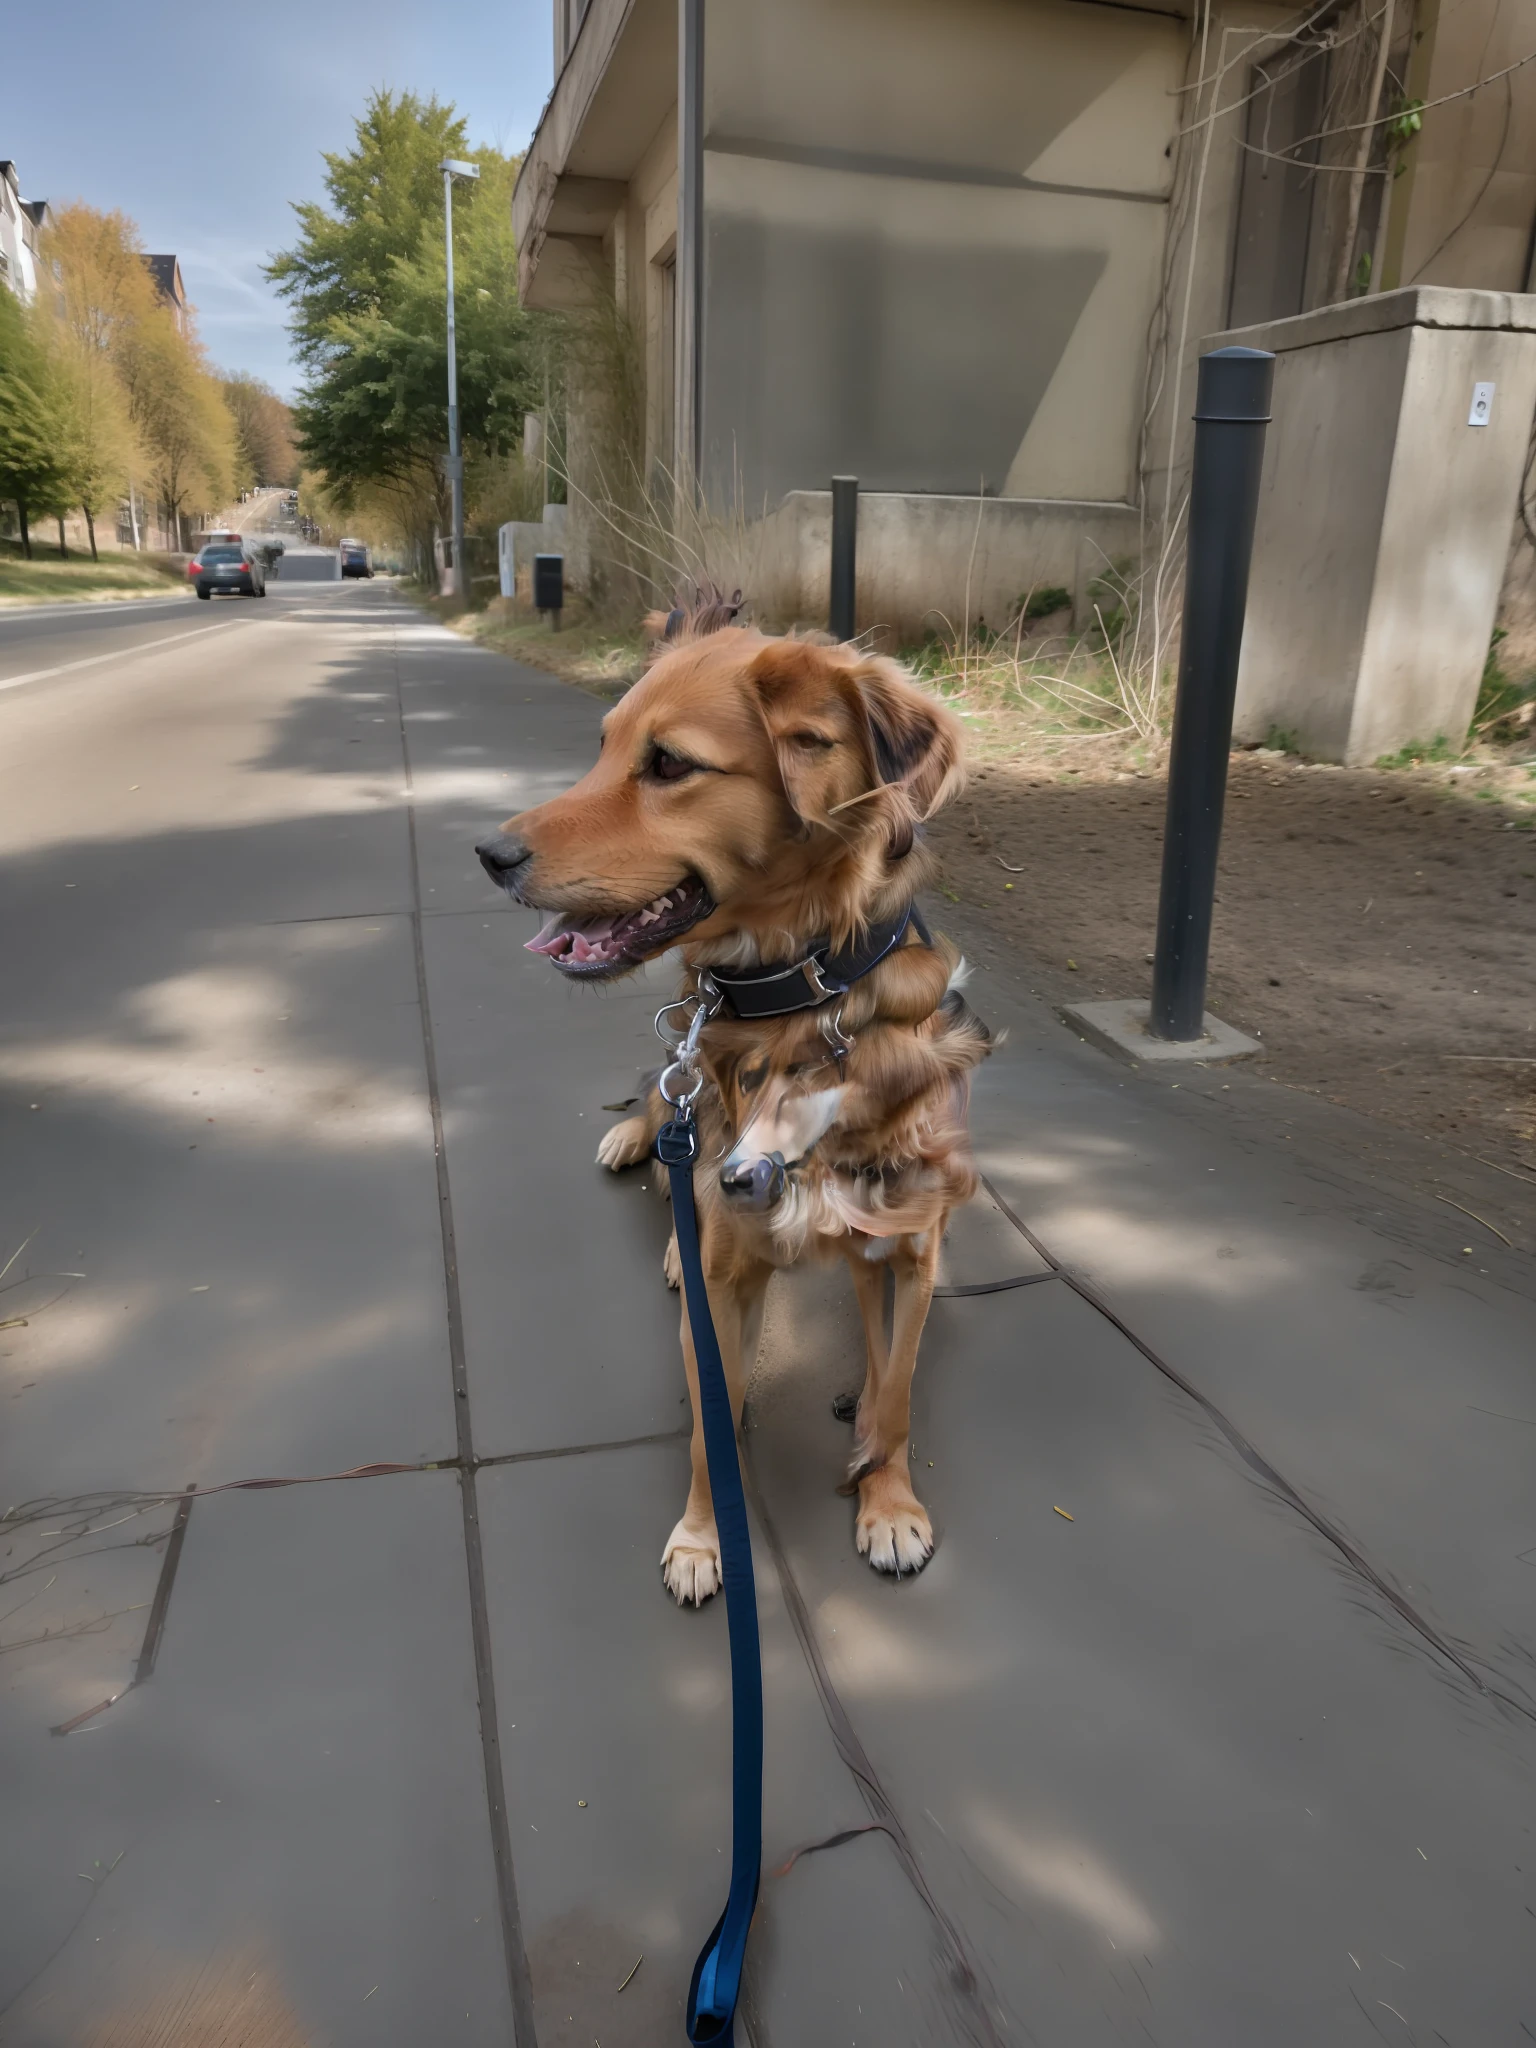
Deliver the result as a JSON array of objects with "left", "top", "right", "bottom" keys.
[
  {"left": 220, "top": 373, "right": 298, "bottom": 489},
  {"left": 52, "top": 331, "right": 139, "bottom": 558},
  {"left": 0, "top": 286, "right": 81, "bottom": 556},
  {"left": 268, "top": 90, "right": 538, "bottom": 555}
]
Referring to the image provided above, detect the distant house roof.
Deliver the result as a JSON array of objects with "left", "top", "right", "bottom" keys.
[
  {"left": 0, "top": 164, "right": 48, "bottom": 236},
  {"left": 145, "top": 253, "right": 187, "bottom": 309}
]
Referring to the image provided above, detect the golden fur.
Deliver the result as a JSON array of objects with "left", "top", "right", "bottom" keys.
[{"left": 491, "top": 626, "right": 989, "bottom": 1602}]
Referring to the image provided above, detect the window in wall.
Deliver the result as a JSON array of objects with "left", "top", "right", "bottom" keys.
[{"left": 1228, "top": 43, "right": 1327, "bottom": 329}]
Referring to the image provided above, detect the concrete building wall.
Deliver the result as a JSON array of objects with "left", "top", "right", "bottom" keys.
[
  {"left": 1383, "top": 0, "right": 1536, "bottom": 293},
  {"left": 700, "top": 0, "right": 1182, "bottom": 512},
  {"left": 515, "top": 0, "right": 1536, "bottom": 670}
]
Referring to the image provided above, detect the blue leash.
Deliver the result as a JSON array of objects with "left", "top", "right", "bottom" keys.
[{"left": 654, "top": 1010, "right": 762, "bottom": 2046}]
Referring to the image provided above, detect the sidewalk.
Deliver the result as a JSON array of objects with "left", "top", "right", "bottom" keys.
[{"left": 1, "top": 589, "right": 1531, "bottom": 2046}]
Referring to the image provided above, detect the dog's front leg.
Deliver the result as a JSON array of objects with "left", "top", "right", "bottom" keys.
[
  {"left": 662, "top": 1242, "right": 770, "bottom": 1606},
  {"left": 852, "top": 1230, "right": 941, "bottom": 1576},
  {"left": 595, "top": 1083, "right": 665, "bottom": 1171}
]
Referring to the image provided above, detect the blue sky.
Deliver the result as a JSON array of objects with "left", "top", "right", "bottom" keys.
[{"left": 3, "top": 0, "right": 553, "bottom": 396}]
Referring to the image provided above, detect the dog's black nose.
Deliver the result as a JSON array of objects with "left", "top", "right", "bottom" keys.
[
  {"left": 476, "top": 832, "right": 532, "bottom": 896},
  {"left": 720, "top": 1153, "right": 787, "bottom": 1209}
]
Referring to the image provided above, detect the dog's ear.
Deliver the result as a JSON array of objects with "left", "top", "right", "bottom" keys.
[
  {"left": 849, "top": 656, "right": 964, "bottom": 827},
  {"left": 747, "top": 638, "right": 858, "bottom": 829},
  {"left": 747, "top": 640, "right": 963, "bottom": 854}
]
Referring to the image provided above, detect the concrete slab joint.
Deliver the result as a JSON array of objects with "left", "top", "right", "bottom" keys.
[{"left": 1060, "top": 997, "right": 1262, "bottom": 1065}]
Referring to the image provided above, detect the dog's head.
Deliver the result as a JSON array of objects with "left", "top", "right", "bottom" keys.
[{"left": 476, "top": 631, "right": 963, "bottom": 978}]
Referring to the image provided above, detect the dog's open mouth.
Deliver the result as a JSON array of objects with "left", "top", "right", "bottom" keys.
[{"left": 523, "top": 875, "right": 715, "bottom": 977}]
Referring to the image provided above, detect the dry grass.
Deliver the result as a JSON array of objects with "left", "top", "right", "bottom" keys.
[
  {"left": 906, "top": 581, "right": 1171, "bottom": 773},
  {"left": 445, "top": 598, "right": 646, "bottom": 700}
]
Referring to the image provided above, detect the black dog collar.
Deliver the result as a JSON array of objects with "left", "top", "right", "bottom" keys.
[{"left": 699, "top": 905, "right": 931, "bottom": 1021}]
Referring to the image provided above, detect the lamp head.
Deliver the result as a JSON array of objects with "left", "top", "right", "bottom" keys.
[{"left": 440, "top": 159, "right": 481, "bottom": 180}]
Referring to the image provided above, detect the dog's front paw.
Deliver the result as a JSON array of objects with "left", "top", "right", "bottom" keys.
[
  {"left": 662, "top": 1232, "right": 681, "bottom": 1290},
  {"left": 662, "top": 1517, "right": 721, "bottom": 1605},
  {"left": 597, "top": 1115, "right": 650, "bottom": 1171},
  {"left": 855, "top": 1469, "right": 934, "bottom": 1578}
]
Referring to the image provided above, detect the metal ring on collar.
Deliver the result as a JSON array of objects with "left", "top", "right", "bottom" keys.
[{"left": 659, "top": 1058, "right": 705, "bottom": 1108}]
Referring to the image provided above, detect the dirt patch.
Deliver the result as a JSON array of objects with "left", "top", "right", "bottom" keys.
[{"left": 928, "top": 750, "right": 1536, "bottom": 1174}]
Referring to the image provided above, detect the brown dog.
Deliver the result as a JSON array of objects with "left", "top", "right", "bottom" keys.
[{"left": 477, "top": 625, "right": 989, "bottom": 1603}]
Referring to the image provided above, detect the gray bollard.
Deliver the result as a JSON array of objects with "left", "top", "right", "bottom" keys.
[
  {"left": 829, "top": 476, "right": 858, "bottom": 642},
  {"left": 1149, "top": 347, "right": 1274, "bottom": 1042}
]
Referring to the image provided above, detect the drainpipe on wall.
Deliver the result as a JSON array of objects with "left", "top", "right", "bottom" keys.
[{"left": 676, "top": 0, "right": 704, "bottom": 504}]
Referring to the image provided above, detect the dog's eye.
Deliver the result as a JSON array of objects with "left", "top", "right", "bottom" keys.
[
  {"left": 648, "top": 749, "right": 696, "bottom": 783},
  {"left": 788, "top": 730, "right": 836, "bottom": 750},
  {"left": 740, "top": 1063, "right": 766, "bottom": 1094}
]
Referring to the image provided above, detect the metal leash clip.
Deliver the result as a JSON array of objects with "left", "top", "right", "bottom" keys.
[{"left": 655, "top": 989, "right": 719, "bottom": 1115}]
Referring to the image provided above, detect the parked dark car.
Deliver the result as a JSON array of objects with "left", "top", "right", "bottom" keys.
[
  {"left": 192, "top": 543, "right": 266, "bottom": 599},
  {"left": 339, "top": 540, "right": 373, "bottom": 579}
]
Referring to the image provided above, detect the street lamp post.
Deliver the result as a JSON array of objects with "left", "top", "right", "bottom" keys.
[{"left": 439, "top": 158, "right": 479, "bottom": 600}]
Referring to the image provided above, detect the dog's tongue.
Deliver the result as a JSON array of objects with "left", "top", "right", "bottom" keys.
[
  {"left": 525, "top": 911, "right": 575, "bottom": 956},
  {"left": 524, "top": 910, "right": 622, "bottom": 962}
]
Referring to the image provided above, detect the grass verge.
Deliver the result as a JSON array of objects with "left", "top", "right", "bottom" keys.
[
  {"left": 0, "top": 548, "right": 188, "bottom": 606},
  {"left": 437, "top": 595, "right": 646, "bottom": 700}
]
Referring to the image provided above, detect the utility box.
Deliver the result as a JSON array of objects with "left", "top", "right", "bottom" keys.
[
  {"left": 1209, "top": 287, "right": 1536, "bottom": 765},
  {"left": 497, "top": 505, "right": 569, "bottom": 606},
  {"left": 533, "top": 553, "right": 564, "bottom": 620}
]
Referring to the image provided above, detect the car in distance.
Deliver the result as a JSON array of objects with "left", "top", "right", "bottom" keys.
[
  {"left": 339, "top": 539, "right": 373, "bottom": 579},
  {"left": 192, "top": 543, "right": 266, "bottom": 599}
]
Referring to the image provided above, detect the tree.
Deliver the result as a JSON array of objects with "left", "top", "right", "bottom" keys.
[
  {"left": 47, "top": 335, "right": 138, "bottom": 558},
  {"left": 220, "top": 373, "right": 298, "bottom": 488},
  {"left": 0, "top": 286, "right": 80, "bottom": 557},
  {"left": 268, "top": 91, "right": 538, "bottom": 555},
  {"left": 45, "top": 204, "right": 162, "bottom": 360},
  {"left": 269, "top": 90, "right": 472, "bottom": 369},
  {"left": 42, "top": 205, "right": 161, "bottom": 546},
  {"left": 122, "top": 314, "right": 237, "bottom": 546},
  {"left": 44, "top": 205, "right": 234, "bottom": 547}
]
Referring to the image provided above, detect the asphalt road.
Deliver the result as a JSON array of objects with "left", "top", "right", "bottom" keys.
[
  {"left": 1, "top": 583, "right": 1532, "bottom": 2047},
  {"left": 0, "top": 588, "right": 218, "bottom": 691}
]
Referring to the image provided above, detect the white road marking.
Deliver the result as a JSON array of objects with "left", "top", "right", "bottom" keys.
[
  {"left": 0, "top": 616, "right": 264, "bottom": 695},
  {"left": 0, "top": 594, "right": 195, "bottom": 624}
]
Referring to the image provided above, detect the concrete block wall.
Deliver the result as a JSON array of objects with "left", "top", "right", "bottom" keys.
[
  {"left": 747, "top": 491, "right": 1144, "bottom": 643},
  {"left": 1215, "top": 287, "right": 1536, "bottom": 764}
]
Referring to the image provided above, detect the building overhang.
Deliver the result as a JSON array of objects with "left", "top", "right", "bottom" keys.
[{"left": 513, "top": 0, "right": 674, "bottom": 309}]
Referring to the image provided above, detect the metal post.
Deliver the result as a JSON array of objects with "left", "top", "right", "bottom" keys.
[
  {"left": 829, "top": 476, "right": 858, "bottom": 641},
  {"left": 1149, "top": 346, "right": 1274, "bottom": 1041},
  {"left": 676, "top": 0, "right": 704, "bottom": 499},
  {"left": 440, "top": 159, "right": 479, "bottom": 600}
]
